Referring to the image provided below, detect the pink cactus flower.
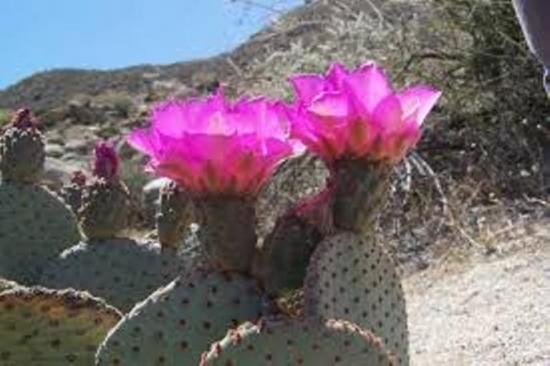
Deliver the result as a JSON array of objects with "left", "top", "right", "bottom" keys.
[
  {"left": 93, "top": 142, "right": 120, "bottom": 180},
  {"left": 289, "top": 62, "right": 441, "bottom": 164},
  {"left": 128, "top": 90, "right": 301, "bottom": 196}
]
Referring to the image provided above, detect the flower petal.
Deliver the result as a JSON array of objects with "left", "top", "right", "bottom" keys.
[
  {"left": 397, "top": 85, "right": 442, "bottom": 125},
  {"left": 127, "top": 129, "right": 158, "bottom": 157},
  {"left": 344, "top": 63, "right": 393, "bottom": 115},
  {"left": 290, "top": 74, "right": 328, "bottom": 104},
  {"left": 326, "top": 63, "right": 349, "bottom": 89},
  {"left": 308, "top": 91, "right": 350, "bottom": 118},
  {"left": 372, "top": 95, "right": 403, "bottom": 134},
  {"left": 128, "top": 92, "right": 297, "bottom": 195}
]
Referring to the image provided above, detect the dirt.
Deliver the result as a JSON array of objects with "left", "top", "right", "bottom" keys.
[{"left": 405, "top": 218, "right": 550, "bottom": 365}]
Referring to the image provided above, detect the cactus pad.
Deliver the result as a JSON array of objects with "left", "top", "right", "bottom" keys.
[
  {"left": 201, "top": 317, "right": 396, "bottom": 365},
  {"left": 332, "top": 159, "right": 391, "bottom": 234},
  {"left": 96, "top": 270, "right": 269, "bottom": 366},
  {"left": 41, "top": 238, "right": 187, "bottom": 312},
  {"left": 194, "top": 197, "right": 257, "bottom": 272},
  {"left": 0, "top": 286, "right": 121, "bottom": 365},
  {"left": 0, "top": 124, "right": 45, "bottom": 183},
  {"left": 79, "top": 178, "right": 130, "bottom": 239},
  {"left": 157, "top": 181, "right": 194, "bottom": 249},
  {"left": 304, "top": 231, "right": 409, "bottom": 365},
  {"left": 0, "top": 183, "right": 81, "bottom": 284}
]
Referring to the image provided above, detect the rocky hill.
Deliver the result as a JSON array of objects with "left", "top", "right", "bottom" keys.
[
  {"left": 0, "top": 0, "right": 418, "bottom": 112},
  {"left": 0, "top": 61, "right": 229, "bottom": 112},
  {"left": 0, "top": 0, "right": 547, "bottom": 237}
]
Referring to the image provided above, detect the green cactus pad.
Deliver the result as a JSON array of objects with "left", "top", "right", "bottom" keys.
[
  {"left": 254, "top": 213, "right": 323, "bottom": 296},
  {"left": 157, "top": 181, "right": 194, "bottom": 249},
  {"left": 0, "top": 183, "right": 81, "bottom": 284},
  {"left": 304, "top": 231, "right": 409, "bottom": 365},
  {"left": 96, "top": 270, "right": 269, "bottom": 366},
  {"left": 201, "top": 317, "right": 396, "bottom": 365},
  {"left": 79, "top": 179, "right": 130, "bottom": 239},
  {"left": 0, "top": 286, "right": 121, "bottom": 365},
  {"left": 194, "top": 197, "right": 257, "bottom": 272},
  {"left": 41, "top": 238, "right": 188, "bottom": 312},
  {"left": 332, "top": 159, "right": 391, "bottom": 234},
  {"left": 0, "top": 125, "right": 45, "bottom": 183}
]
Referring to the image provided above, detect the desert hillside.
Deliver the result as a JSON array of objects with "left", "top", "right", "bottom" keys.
[
  {"left": 0, "top": 1, "right": 548, "bottom": 363},
  {"left": 1, "top": 0, "right": 548, "bottom": 259}
]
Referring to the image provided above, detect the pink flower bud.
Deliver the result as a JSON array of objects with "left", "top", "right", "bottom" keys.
[{"left": 93, "top": 142, "right": 119, "bottom": 180}]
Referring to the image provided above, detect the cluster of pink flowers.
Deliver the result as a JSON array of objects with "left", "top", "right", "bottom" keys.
[{"left": 129, "top": 62, "right": 441, "bottom": 196}]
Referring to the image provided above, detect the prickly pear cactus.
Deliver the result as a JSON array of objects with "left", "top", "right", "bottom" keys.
[
  {"left": 0, "top": 109, "right": 45, "bottom": 183},
  {"left": 304, "top": 231, "right": 409, "bottom": 365},
  {"left": 79, "top": 178, "right": 130, "bottom": 239},
  {"left": 0, "top": 286, "right": 121, "bottom": 365},
  {"left": 254, "top": 188, "right": 332, "bottom": 296},
  {"left": 0, "top": 109, "right": 80, "bottom": 285},
  {"left": 201, "top": 317, "right": 396, "bottom": 365},
  {"left": 96, "top": 270, "right": 270, "bottom": 366},
  {"left": 60, "top": 170, "right": 87, "bottom": 214},
  {"left": 157, "top": 181, "right": 194, "bottom": 249},
  {"left": 78, "top": 142, "right": 130, "bottom": 240},
  {"left": 0, "top": 110, "right": 81, "bottom": 285},
  {"left": 41, "top": 238, "right": 187, "bottom": 312},
  {"left": 0, "top": 183, "right": 81, "bottom": 284},
  {"left": 42, "top": 142, "right": 194, "bottom": 311},
  {"left": 194, "top": 197, "right": 257, "bottom": 272}
]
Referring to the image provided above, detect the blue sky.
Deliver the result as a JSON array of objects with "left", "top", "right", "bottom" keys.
[{"left": 0, "top": 0, "right": 301, "bottom": 89}]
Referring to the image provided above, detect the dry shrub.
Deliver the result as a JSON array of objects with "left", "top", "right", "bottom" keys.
[{"left": 236, "top": 0, "right": 548, "bottom": 267}]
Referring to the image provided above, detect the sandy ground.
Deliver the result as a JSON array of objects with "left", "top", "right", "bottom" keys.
[{"left": 406, "top": 219, "right": 549, "bottom": 366}]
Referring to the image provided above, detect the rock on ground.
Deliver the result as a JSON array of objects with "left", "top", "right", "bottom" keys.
[{"left": 406, "top": 220, "right": 549, "bottom": 366}]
